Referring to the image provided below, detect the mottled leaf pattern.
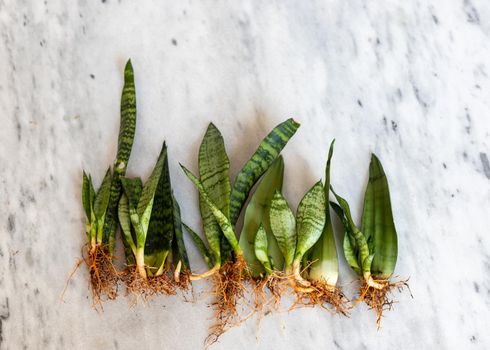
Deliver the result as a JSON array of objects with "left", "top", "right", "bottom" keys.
[
  {"left": 102, "top": 59, "right": 137, "bottom": 251},
  {"left": 254, "top": 225, "right": 272, "bottom": 273},
  {"left": 294, "top": 181, "right": 326, "bottom": 261},
  {"left": 269, "top": 191, "right": 296, "bottom": 268},
  {"left": 229, "top": 118, "right": 300, "bottom": 226}
]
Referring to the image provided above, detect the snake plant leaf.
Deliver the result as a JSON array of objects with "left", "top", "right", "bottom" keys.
[
  {"left": 181, "top": 165, "right": 241, "bottom": 254},
  {"left": 269, "top": 191, "right": 296, "bottom": 269},
  {"left": 362, "top": 154, "right": 397, "bottom": 279},
  {"left": 120, "top": 177, "right": 145, "bottom": 249},
  {"left": 93, "top": 168, "right": 113, "bottom": 220},
  {"left": 330, "top": 201, "right": 362, "bottom": 275},
  {"left": 102, "top": 59, "right": 137, "bottom": 251},
  {"left": 182, "top": 223, "right": 214, "bottom": 268},
  {"left": 343, "top": 234, "right": 362, "bottom": 275},
  {"left": 137, "top": 143, "right": 167, "bottom": 230},
  {"left": 254, "top": 225, "right": 272, "bottom": 274},
  {"left": 118, "top": 193, "right": 136, "bottom": 262},
  {"left": 172, "top": 196, "right": 190, "bottom": 270},
  {"left": 82, "top": 171, "right": 95, "bottom": 221},
  {"left": 229, "top": 118, "right": 300, "bottom": 226},
  {"left": 239, "top": 157, "right": 285, "bottom": 277},
  {"left": 120, "top": 177, "right": 143, "bottom": 209},
  {"left": 294, "top": 181, "right": 326, "bottom": 262},
  {"left": 198, "top": 123, "right": 231, "bottom": 264},
  {"left": 309, "top": 141, "right": 339, "bottom": 284},
  {"left": 331, "top": 187, "right": 370, "bottom": 273},
  {"left": 145, "top": 143, "right": 174, "bottom": 275}
]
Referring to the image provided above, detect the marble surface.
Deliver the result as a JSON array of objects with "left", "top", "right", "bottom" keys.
[{"left": 1, "top": 1, "right": 489, "bottom": 349}]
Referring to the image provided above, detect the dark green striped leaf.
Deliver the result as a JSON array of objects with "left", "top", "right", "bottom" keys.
[
  {"left": 102, "top": 59, "right": 137, "bottom": 251},
  {"left": 172, "top": 196, "right": 190, "bottom": 270},
  {"left": 198, "top": 123, "right": 231, "bottom": 264},
  {"left": 229, "top": 118, "right": 300, "bottom": 226},
  {"left": 362, "top": 154, "right": 397, "bottom": 278},
  {"left": 145, "top": 143, "right": 174, "bottom": 274},
  {"left": 82, "top": 171, "right": 95, "bottom": 221},
  {"left": 93, "top": 168, "right": 112, "bottom": 220}
]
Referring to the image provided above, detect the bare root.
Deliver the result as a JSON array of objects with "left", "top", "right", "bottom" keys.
[
  {"left": 252, "top": 271, "right": 288, "bottom": 313},
  {"left": 85, "top": 244, "right": 119, "bottom": 308},
  {"left": 206, "top": 256, "right": 249, "bottom": 347},
  {"left": 122, "top": 266, "right": 175, "bottom": 305},
  {"left": 289, "top": 279, "right": 349, "bottom": 315},
  {"left": 358, "top": 277, "right": 410, "bottom": 328}
]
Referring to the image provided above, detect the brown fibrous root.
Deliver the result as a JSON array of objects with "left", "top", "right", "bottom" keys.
[
  {"left": 252, "top": 271, "right": 288, "bottom": 313},
  {"left": 289, "top": 280, "right": 349, "bottom": 315},
  {"left": 84, "top": 244, "right": 119, "bottom": 308},
  {"left": 206, "top": 256, "right": 249, "bottom": 346},
  {"left": 358, "top": 277, "right": 411, "bottom": 328},
  {"left": 122, "top": 266, "right": 176, "bottom": 305}
]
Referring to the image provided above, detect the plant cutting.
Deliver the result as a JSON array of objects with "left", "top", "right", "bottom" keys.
[
  {"left": 294, "top": 140, "right": 347, "bottom": 313},
  {"left": 239, "top": 157, "right": 286, "bottom": 310},
  {"left": 81, "top": 59, "right": 137, "bottom": 305},
  {"left": 118, "top": 142, "right": 190, "bottom": 299},
  {"left": 181, "top": 119, "right": 299, "bottom": 342},
  {"left": 331, "top": 154, "right": 406, "bottom": 325}
]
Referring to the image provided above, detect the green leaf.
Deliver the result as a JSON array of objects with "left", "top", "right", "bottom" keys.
[
  {"left": 102, "top": 59, "right": 137, "bottom": 251},
  {"left": 144, "top": 144, "right": 174, "bottom": 274},
  {"left": 118, "top": 192, "right": 136, "bottom": 263},
  {"left": 362, "top": 154, "right": 397, "bottom": 279},
  {"left": 181, "top": 165, "right": 241, "bottom": 255},
  {"left": 182, "top": 223, "right": 214, "bottom": 268},
  {"left": 172, "top": 196, "right": 190, "bottom": 270},
  {"left": 229, "top": 118, "right": 300, "bottom": 226},
  {"left": 120, "top": 177, "right": 143, "bottom": 209},
  {"left": 137, "top": 143, "right": 167, "bottom": 231},
  {"left": 115, "top": 59, "right": 137, "bottom": 175},
  {"left": 239, "top": 157, "right": 285, "bottom": 277},
  {"left": 269, "top": 191, "right": 296, "bottom": 269},
  {"left": 294, "top": 181, "right": 326, "bottom": 262},
  {"left": 198, "top": 123, "right": 231, "bottom": 264},
  {"left": 309, "top": 141, "right": 339, "bottom": 284},
  {"left": 82, "top": 171, "right": 95, "bottom": 221},
  {"left": 331, "top": 187, "right": 370, "bottom": 274},
  {"left": 93, "top": 168, "right": 113, "bottom": 220},
  {"left": 331, "top": 201, "right": 361, "bottom": 275},
  {"left": 254, "top": 225, "right": 272, "bottom": 273}
]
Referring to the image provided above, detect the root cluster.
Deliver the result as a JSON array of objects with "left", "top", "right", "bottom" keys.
[
  {"left": 358, "top": 278, "right": 410, "bottom": 327},
  {"left": 122, "top": 267, "right": 176, "bottom": 304},
  {"left": 85, "top": 244, "right": 119, "bottom": 307},
  {"left": 207, "top": 257, "right": 249, "bottom": 346}
]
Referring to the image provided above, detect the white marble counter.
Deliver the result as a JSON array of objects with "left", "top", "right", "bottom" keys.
[{"left": 1, "top": 1, "right": 489, "bottom": 349}]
